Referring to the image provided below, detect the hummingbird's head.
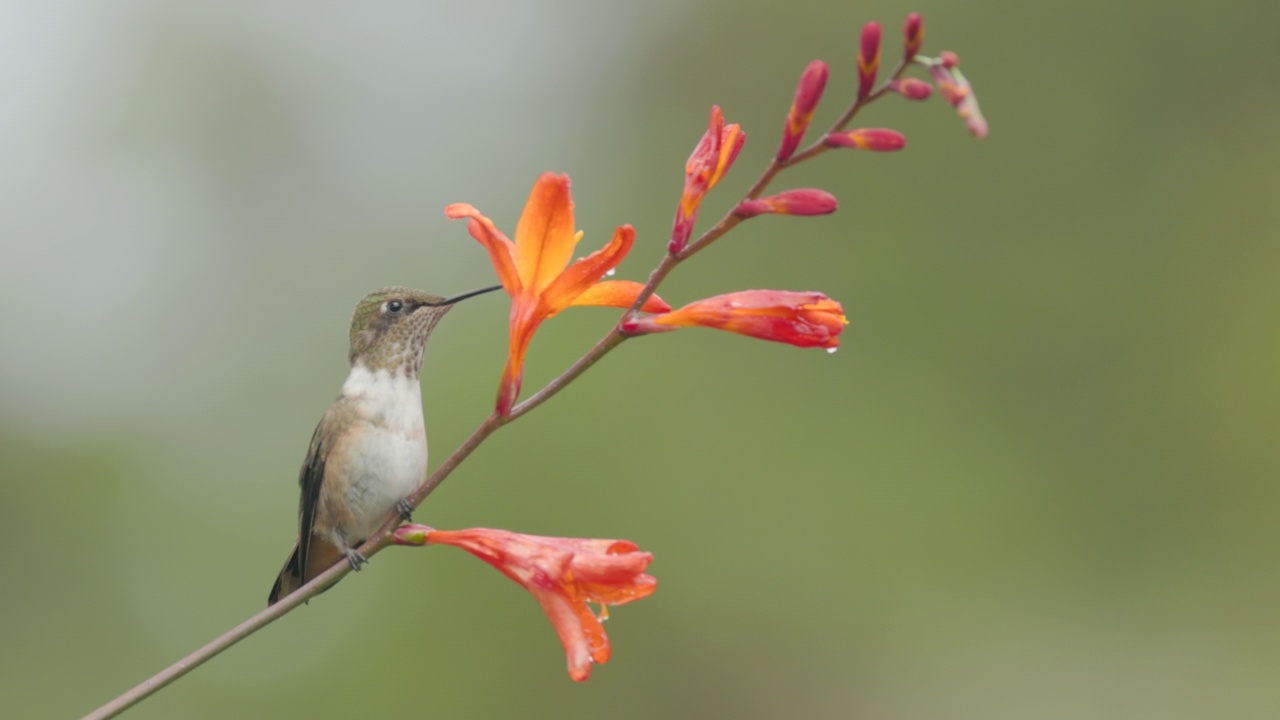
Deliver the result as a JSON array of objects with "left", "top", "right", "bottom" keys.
[{"left": 347, "top": 285, "right": 499, "bottom": 375}]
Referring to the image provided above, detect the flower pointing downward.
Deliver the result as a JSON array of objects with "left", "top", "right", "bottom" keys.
[
  {"left": 447, "top": 173, "right": 670, "bottom": 415},
  {"left": 394, "top": 525, "right": 657, "bottom": 682}
]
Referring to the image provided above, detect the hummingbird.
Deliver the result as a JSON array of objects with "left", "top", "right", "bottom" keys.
[{"left": 268, "top": 284, "right": 500, "bottom": 606}]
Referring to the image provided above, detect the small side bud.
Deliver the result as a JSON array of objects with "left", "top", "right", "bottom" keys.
[
  {"left": 940, "top": 50, "right": 959, "bottom": 69},
  {"left": 903, "top": 12, "right": 924, "bottom": 62},
  {"left": 857, "top": 22, "right": 882, "bottom": 101},
  {"left": 776, "top": 60, "right": 830, "bottom": 163},
  {"left": 889, "top": 77, "right": 933, "bottom": 100},
  {"left": 620, "top": 316, "right": 678, "bottom": 337},
  {"left": 824, "top": 128, "right": 907, "bottom": 152},
  {"left": 393, "top": 524, "right": 433, "bottom": 546},
  {"left": 734, "top": 189, "right": 838, "bottom": 219}
]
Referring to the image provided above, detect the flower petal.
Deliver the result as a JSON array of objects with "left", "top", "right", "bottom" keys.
[
  {"left": 530, "top": 587, "right": 596, "bottom": 681},
  {"left": 539, "top": 225, "right": 636, "bottom": 314},
  {"left": 445, "top": 203, "right": 521, "bottom": 296},
  {"left": 514, "top": 172, "right": 578, "bottom": 294},
  {"left": 499, "top": 298, "right": 544, "bottom": 416},
  {"left": 569, "top": 281, "right": 672, "bottom": 314}
]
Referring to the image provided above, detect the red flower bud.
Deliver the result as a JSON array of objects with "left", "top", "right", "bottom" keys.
[
  {"left": 857, "top": 22, "right": 882, "bottom": 101},
  {"left": 903, "top": 12, "right": 924, "bottom": 62},
  {"left": 940, "top": 50, "right": 959, "bottom": 69},
  {"left": 672, "top": 106, "right": 745, "bottom": 253},
  {"left": 824, "top": 128, "right": 907, "bottom": 151},
  {"left": 776, "top": 60, "right": 829, "bottom": 163},
  {"left": 734, "top": 189, "right": 838, "bottom": 219},
  {"left": 889, "top": 77, "right": 933, "bottom": 100}
]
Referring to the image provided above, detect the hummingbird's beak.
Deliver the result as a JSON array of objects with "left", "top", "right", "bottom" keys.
[{"left": 438, "top": 284, "right": 503, "bottom": 306}]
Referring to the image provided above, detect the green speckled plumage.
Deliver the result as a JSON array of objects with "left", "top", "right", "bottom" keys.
[{"left": 347, "top": 286, "right": 452, "bottom": 375}]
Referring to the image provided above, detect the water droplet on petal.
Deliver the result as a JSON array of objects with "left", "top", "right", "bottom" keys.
[
  {"left": 826, "top": 347, "right": 838, "bottom": 355},
  {"left": 605, "top": 268, "right": 617, "bottom": 277}
]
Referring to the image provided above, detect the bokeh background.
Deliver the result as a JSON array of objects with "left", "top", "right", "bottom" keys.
[{"left": 2, "top": 1, "right": 1278, "bottom": 718}]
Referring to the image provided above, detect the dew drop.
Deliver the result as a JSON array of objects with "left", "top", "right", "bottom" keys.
[
  {"left": 825, "top": 347, "right": 838, "bottom": 355},
  {"left": 605, "top": 268, "right": 617, "bottom": 277}
]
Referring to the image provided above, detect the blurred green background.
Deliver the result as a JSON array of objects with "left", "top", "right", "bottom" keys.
[{"left": 2, "top": 0, "right": 1278, "bottom": 718}]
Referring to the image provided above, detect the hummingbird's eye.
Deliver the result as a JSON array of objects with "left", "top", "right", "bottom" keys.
[{"left": 386, "top": 300, "right": 404, "bottom": 314}]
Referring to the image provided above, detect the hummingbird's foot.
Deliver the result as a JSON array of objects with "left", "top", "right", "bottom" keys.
[
  {"left": 395, "top": 499, "right": 415, "bottom": 522},
  {"left": 342, "top": 546, "right": 368, "bottom": 572}
]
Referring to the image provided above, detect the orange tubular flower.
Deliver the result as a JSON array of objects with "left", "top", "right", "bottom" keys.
[
  {"left": 670, "top": 105, "right": 745, "bottom": 254},
  {"left": 393, "top": 525, "right": 657, "bottom": 682},
  {"left": 447, "top": 173, "right": 671, "bottom": 415},
  {"left": 621, "top": 290, "right": 848, "bottom": 349}
]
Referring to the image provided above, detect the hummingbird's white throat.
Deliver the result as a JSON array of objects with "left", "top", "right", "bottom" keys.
[{"left": 340, "top": 364, "right": 425, "bottom": 438}]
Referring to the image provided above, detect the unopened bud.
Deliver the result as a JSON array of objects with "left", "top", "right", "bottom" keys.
[
  {"left": 903, "top": 13, "right": 924, "bottom": 62},
  {"left": 857, "top": 22, "right": 882, "bottom": 101},
  {"left": 776, "top": 60, "right": 830, "bottom": 162},
  {"left": 824, "top": 128, "right": 907, "bottom": 152},
  {"left": 734, "top": 189, "right": 838, "bottom": 219},
  {"left": 889, "top": 77, "right": 933, "bottom": 100}
]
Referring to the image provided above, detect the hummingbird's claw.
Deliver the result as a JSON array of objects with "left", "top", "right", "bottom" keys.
[
  {"left": 395, "top": 499, "right": 415, "bottom": 522},
  {"left": 342, "top": 547, "right": 368, "bottom": 572}
]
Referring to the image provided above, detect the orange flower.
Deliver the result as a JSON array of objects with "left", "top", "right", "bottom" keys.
[
  {"left": 671, "top": 106, "right": 745, "bottom": 253},
  {"left": 622, "top": 290, "right": 848, "bottom": 349},
  {"left": 447, "top": 173, "right": 670, "bottom": 415},
  {"left": 394, "top": 525, "right": 657, "bottom": 682}
]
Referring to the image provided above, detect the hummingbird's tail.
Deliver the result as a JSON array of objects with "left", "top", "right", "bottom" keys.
[
  {"left": 267, "top": 538, "right": 345, "bottom": 606},
  {"left": 267, "top": 543, "right": 302, "bottom": 606}
]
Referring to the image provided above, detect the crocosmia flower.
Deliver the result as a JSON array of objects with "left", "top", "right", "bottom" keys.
[
  {"left": 671, "top": 105, "right": 745, "bottom": 253},
  {"left": 447, "top": 173, "right": 670, "bottom": 415},
  {"left": 394, "top": 525, "right": 657, "bottom": 682},
  {"left": 622, "top": 290, "right": 848, "bottom": 349}
]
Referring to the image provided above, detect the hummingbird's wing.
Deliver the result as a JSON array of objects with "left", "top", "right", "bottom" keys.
[{"left": 295, "top": 406, "right": 337, "bottom": 586}]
